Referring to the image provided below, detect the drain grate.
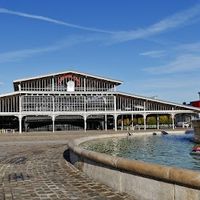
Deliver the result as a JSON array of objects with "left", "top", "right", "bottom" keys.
[
  {"left": 8, "top": 156, "right": 27, "bottom": 165},
  {"left": 8, "top": 172, "right": 31, "bottom": 182}
]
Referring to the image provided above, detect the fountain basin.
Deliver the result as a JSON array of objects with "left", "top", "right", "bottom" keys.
[{"left": 68, "top": 132, "right": 200, "bottom": 200}]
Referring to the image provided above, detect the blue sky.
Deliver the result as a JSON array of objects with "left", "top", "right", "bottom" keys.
[{"left": 0, "top": 0, "right": 200, "bottom": 103}]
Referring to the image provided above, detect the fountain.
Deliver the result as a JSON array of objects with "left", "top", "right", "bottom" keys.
[{"left": 68, "top": 132, "right": 200, "bottom": 200}]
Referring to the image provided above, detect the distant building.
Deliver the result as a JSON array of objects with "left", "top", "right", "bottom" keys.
[
  {"left": 190, "top": 100, "right": 200, "bottom": 108},
  {"left": 0, "top": 70, "right": 200, "bottom": 133}
]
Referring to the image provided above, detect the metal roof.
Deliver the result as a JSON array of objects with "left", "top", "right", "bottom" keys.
[
  {"left": 0, "top": 92, "right": 19, "bottom": 98},
  {"left": 13, "top": 70, "right": 123, "bottom": 85},
  {"left": 117, "top": 91, "right": 200, "bottom": 112}
]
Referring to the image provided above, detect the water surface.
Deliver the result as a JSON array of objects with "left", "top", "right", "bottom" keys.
[{"left": 83, "top": 134, "right": 200, "bottom": 171}]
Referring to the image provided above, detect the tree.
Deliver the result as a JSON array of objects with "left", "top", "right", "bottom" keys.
[
  {"left": 160, "top": 115, "right": 171, "bottom": 124},
  {"left": 137, "top": 117, "right": 144, "bottom": 125},
  {"left": 147, "top": 116, "right": 156, "bottom": 125}
]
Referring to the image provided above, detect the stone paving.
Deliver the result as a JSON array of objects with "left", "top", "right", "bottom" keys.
[{"left": 0, "top": 132, "right": 135, "bottom": 200}]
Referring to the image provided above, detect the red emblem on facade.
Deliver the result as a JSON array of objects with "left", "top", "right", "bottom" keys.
[{"left": 58, "top": 74, "right": 80, "bottom": 86}]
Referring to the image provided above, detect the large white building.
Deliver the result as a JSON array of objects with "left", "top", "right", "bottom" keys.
[{"left": 0, "top": 70, "right": 199, "bottom": 133}]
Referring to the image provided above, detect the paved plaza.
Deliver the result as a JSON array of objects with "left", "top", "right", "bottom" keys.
[{"left": 0, "top": 132, "right": 135, "bottom": 200}]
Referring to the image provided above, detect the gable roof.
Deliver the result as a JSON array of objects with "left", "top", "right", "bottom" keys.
[{"left": 13, "top": 70, "right": 123, "bottom": 85}]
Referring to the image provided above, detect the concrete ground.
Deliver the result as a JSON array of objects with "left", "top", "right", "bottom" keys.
[{"left": 0, "top": 131, "right": 135, "bottom": 200}]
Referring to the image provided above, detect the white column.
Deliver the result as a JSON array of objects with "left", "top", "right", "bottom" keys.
[
  {"left": 83, "top": 94, "right": 87, "bottom": 132},
  {"left": 114, "top": 95, "right": 117, "bottom": 112},
  {"left": 103, "top": 96, "right": 107, "bottom": 131},
  {"left": 18, "top": 83, "right": 21, "bottom": 91},
  {"left": 19, "top": 115, "right": 22, "bottom": 134},
  {"left": 84, "top": 115, "right": 87, "bottom": 132},
  {"left": 143, "top": 101, "right": 147, "bottom": 130},
  {"left": 52, "top": 95, "right": 55, "bottom": 114},
  {"left": 114, "top": 95, "right": 117, "bottom": 132},
  {"left": 105, "top": 114, "right": 107, "bottom": 131},
  {"left": 19, "top": 95, "right": 22, "bottom": 133},
  {"left": 131, "top": 114, "right": 134, "bottom": 130},
  {"left": 52, "top": 77, "right": 54, "bottom": 91},
  {"left": 84, "top": 78, "right": 86, "bottom": 92},
  {"left": 52, "top": 83, "right": 55, "bottom": 133},
  {"left": 157, "top": 115, "right": 160, "bottom": 130},
  {"left": 19, "top": 95, "right": 22, "bottom": 113},
  {"left": 143, "top": 114, "right": 147, "bottom": 130},
  {"left": 114, "top": 114, "right": 117, "bottom": 131},
  {"left": 84, "top": 96, "right": 86, "bottom": 112},
  {"left": 171, "top": 114, "right": 175, "bottom": 130},
  {"left": 121, "top": 115, "right": 124, "bottom": 130},
  {"left": 52, "top": 115, "right": 55, "bottom": 133}
]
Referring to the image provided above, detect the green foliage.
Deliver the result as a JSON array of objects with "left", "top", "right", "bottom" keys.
[
  {"left": 147, "top": 116, "right": 156, "bottom": 125},
  {"left": 160, "top": 115, "right": 171, "bottom": 124},
  {"left": 123, "top": 118, "right": 130, "bottom": 126},
  {"left": 137, "top": 117, "right": 144, "bottom": 125},
  {"left": 117, "top": 115, "right": 172, "bottom": 126},
  {"left": 131, "top": 118, "right": 138, "bottom": 126}
]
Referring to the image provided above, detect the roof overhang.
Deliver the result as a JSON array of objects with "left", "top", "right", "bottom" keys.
[
  {"left": 0, "top": 92, "right": 20, "bottom": 98},
  {"left": 13, "top": 70, "right": 123, "bottom": 85},
  {"left": 117, "top": 92, "right": 200, "bottom": 112}
]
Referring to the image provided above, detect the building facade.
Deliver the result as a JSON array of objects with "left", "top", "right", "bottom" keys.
[
  {"left": 0, "top": 70, "right": 200, "bottom": 133},
  {"left": 191, "top": 100, "right": 200, "bottom": 108}
]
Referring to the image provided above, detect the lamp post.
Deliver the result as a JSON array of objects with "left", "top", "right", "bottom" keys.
[{"left": 198, "top": 92, "right": 200, "bottom": 100}]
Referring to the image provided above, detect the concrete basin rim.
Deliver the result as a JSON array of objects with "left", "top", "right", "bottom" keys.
[{"left": 68, "top": 131, "right": 200, "bottom": 190}]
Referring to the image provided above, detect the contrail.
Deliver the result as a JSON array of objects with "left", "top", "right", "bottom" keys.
[
  {"left": 0, "top": 8, "right": 114, "bottom": 34},
  {"left": 1, "top": 4, "right": 200, "bottom": 42},
  {"left": 112, "top": 3, "right": 200, "bottom": 42}
]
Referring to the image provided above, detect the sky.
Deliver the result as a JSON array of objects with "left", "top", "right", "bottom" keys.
[{"left": 0, "top": 0, "right": 200, "bottom": 103}]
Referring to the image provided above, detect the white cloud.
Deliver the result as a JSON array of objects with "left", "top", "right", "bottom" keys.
[
  {"left": 176, "top": 42, "right": 200, "bottom": 53},
  {"left": 1, "top": 4, "right": 200, "bottom": 43},
  {"left": 125, "top": 75, "right": 200, "bottom": 103},
  {"left": 139, "top": 40, "right": 200, "bottom": 61},
  {"left": 140, "top": 40, "right": 200, "bottom": 74},
  {"left": 111, "top": 4, "right": 200, "bottom": 43},
  {"left": 139, "top": 50, "right": 166, "bottom": 58},
  {"left": 0, "top": 35, "right": 97, "bottom": 63},
  {"left": 144, "top": 54, "right": 200, "bottom": 74},
  {"left": 1, "top": 4, "right": 200, "bottom": 65},
  {"left": 141, "top": 77, "right": 198, "bottom": 89}
]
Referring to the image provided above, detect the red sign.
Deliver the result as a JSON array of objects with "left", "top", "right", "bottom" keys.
[{"left": 58, "top": 74, "right": 80, "bottom": 86}]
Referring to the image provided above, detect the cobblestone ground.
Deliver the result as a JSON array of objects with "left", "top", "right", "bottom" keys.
[{"left": 0, "top": 133, "right": 135, "bottom": 200}]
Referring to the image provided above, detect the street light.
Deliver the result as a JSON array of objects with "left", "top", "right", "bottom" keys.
[{"left": 198, "top": 92, "right": 200, "bottom": 100}]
